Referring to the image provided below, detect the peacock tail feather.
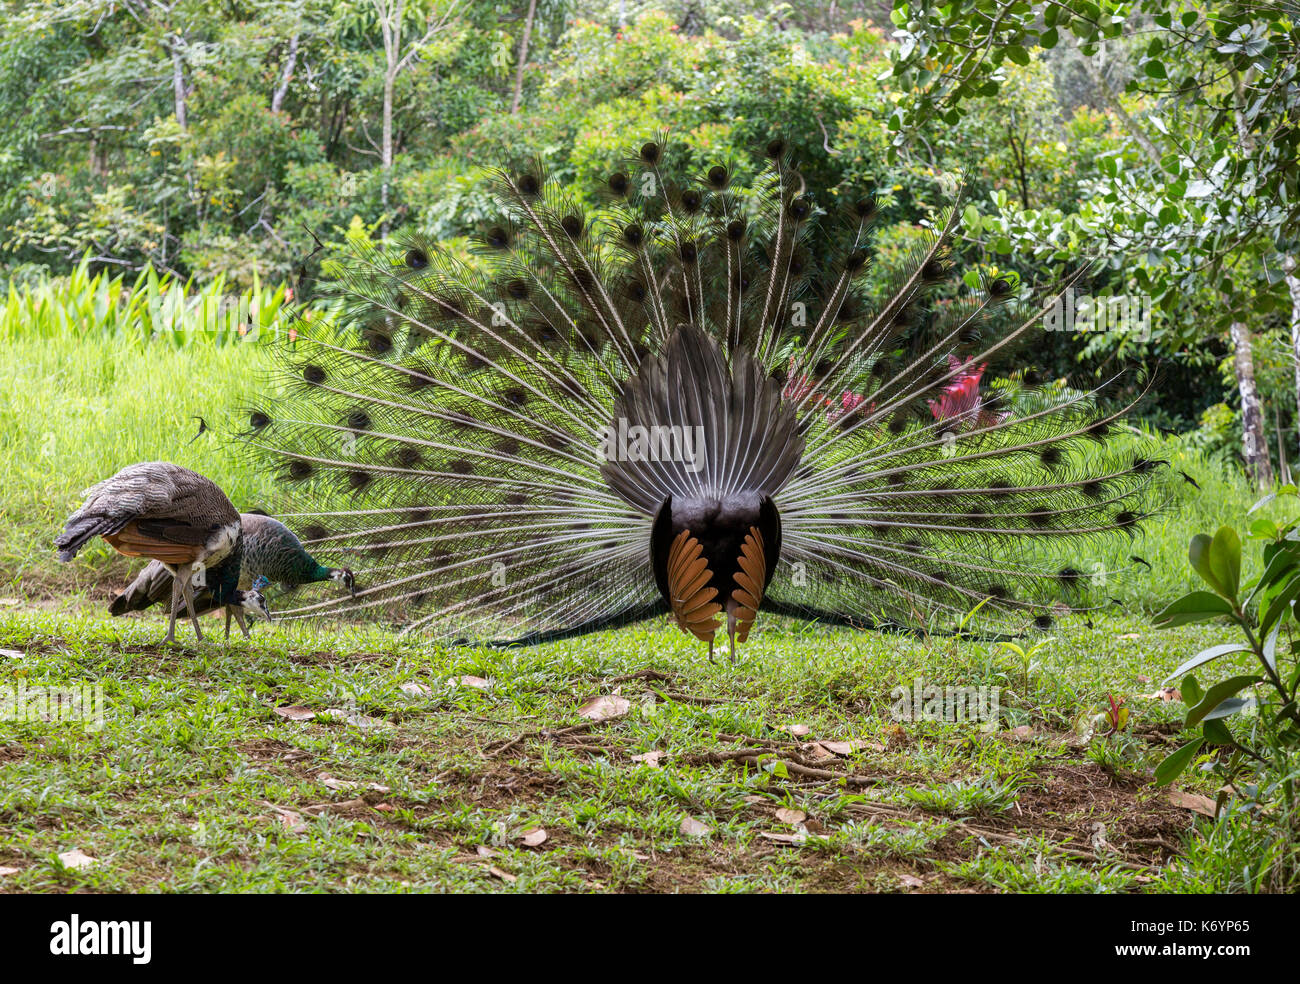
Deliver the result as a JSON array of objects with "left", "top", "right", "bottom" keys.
[{"left": 243, "top": 136, "right": 1157, "bottom": 646}]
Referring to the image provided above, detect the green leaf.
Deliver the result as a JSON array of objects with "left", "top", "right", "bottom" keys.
[
  {"left": 1162, "top": 642, "right": 1252, "bottom": 684},
  {"left": 1182, "top": 675, "right": 1204, "bottom": 707},
  {"left": 1006, "top": 45, "right": 1030, "bottom": 66},
  {"left": 962, "top": 203, "right": 980, "bottom": 232},
  {"left": 1209, "top": 526, "right": 1242, "bottom": 599},
  {"left": 1040, "top": 26, "right": 1058, "bottom": 49},
  {"left": 1186, "top": 675, "right": 1261, "bottom": 727},
  {"left": 1262, "top": 621, "right": 1281, "bottom": 672},
  {"left": 1202, "top": 718, "right": 1235, "bottom": 746},
  {"left": 1188, "top": 534, "right": 1223, "bottom": 594},
  {"left": 1260, "top": 578, "right": 1300, "bottom": 639},
  {"left": 1144, "top": 60, "right": 1167, "bottom": 79},
  {"left": 1154, "top": 737, "right": 1203, "bottom": 786},
  {"left": 1152, "top": 591, "right": 1234, "bottom": 627},
  {"left": 1204, "top": 697, "right": 1254, "bottom": 721}
]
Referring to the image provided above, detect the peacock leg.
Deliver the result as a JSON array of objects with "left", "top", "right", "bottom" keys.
[
  {"left": 233, "top": 608, "right": 251, "bottom": 639},
  {"left": 163, "top": 568, "right": 182, "bottom": 644},
  {"left": 224, "top": 607, "right": 232, "bottom": 641},
  {"left": 179, "top": 572, "right": 204, "bottom": 642}
]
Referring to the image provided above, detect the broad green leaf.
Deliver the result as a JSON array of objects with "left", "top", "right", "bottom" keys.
[
  {"left": 1154, "top": 737, "right": 1203, "bottom": 786},
  {"left": 1187, "top": 675, "right": 1261, "bottom": 727},
  {"left": 1153, "top": 591, "right": 1233, "bottom": 627},
  {"left": 1188, "top": 534, "right": 1223, "bottom": 594},
  {"left": 1162, "top": 642, "right": 1252, "bottom": 685},
  {"left": 1260, "top": 578, "right": 1300, "bottom": 639},
  {"left": 1203, "top": 697, "right": 1254, "bottom": 721},
  {"left": 1202, "top": 718, "right": 1234, "bottom": 746},
  {"left": 1208, "top": 526, "right": 1242, "bottom": 600}
]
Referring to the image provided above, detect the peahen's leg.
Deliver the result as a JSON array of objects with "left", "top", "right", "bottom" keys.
[
  {"left": 232, "top": 608, "right": 250, "bottom": 639},
  {"left": 163, "top": 569, "right": 182, "bottom": 644},
  {"left": 179, "top": 572, "right": 204, "bottom": 642},
  {"left": 224, "top": 607, "right": 232, "bottom": 641}
]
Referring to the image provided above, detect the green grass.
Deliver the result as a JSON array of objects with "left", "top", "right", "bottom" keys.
[{"left": 0, "top": 604, "right": 1287, "bottom": 893}]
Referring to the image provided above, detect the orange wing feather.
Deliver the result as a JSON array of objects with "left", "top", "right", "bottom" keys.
[
  {"left": 730, "top": 527, "right": 766, "bottom": 644},
  {"left": 667, "top": 529, "right": 721, "bottom": 643}
]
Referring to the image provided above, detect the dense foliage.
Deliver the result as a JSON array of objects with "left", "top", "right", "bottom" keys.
[{"left": 2, "top": 1, "right": 1296, "bottom": 463}]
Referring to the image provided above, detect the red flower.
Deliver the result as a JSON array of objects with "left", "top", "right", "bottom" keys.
[{"left": 928, "top": 355, "right": 1008, "bottom": 431}]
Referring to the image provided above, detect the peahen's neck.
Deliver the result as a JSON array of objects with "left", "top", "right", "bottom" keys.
[{"left": 210, "top": 537, "right": 244, "bottom": 607}]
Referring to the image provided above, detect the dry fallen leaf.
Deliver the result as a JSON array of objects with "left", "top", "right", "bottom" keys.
[
  {"left": 759, "top": 831, "right": 807, "bottom": 846},
  {"left": 399, "top": 681, "right": 432, "bottom": 696},
  {"left": 57, "top": 849, "right": 98, "bottom": 870},
  {"left": 800, "top": 742, "right": 837, "bottom": 762},
  {"left": 1167, "top": 789, "right": 1217, "bottom": 817},
  {"left": 1120, "top": 633, "right": 1142, "bottom": 641},
  {"left": 679, "top": 816, "right": 712, "bottom": 837},
  {"left": 577, "top": 695, "right": 631, "bottom": 721},
  {"left": 775, "top": 807, "right": 806, "bottom": 825},
  {"left": 273, "top": 705, "right": 317, "bottom": 721},
  {"left": 451, "top": 675, "right": 491, "bottom": 690},
  {"left": 317, "top": 708, "right": 392, "bottom": 730},
  {"left": 488, "top": 866, "right": 517, "bottom": 883},
  {"left": 1004, "top": 725, "right": 1034, "bottom": 740},
  {"left": 0, "top": 648, "right": 23, "bottom": 659},
  {"left": 898, "top": 873, "right": 924, "bottom": 889},
  {"left": 319, "top": 774, "right": 390, "bottom": 793},
  {"left": 631, "top": 750, "right": 663, "bottom": 768},
  {"left": 476, "top": 845, "right": 497, "bottom": 858},
  {"left": 519, "top": 828, "right": 548, "bottom": 848},
  {"left": 319, "top": 798, "right": 366, "bottom": 813},
  {"left": 0, "top": 865, "right": 20, "bottom": 876},
  {"left": 0, "top": 599, "right": 20, "bottom": 607},
  {"left": 1142, "top": 688, "right": 1182, "bottom": 702},
  {"left": 819, "top": 740, "right": 860, "bottom": 756},
  {"left": 785, "top": 724, "right": 811, "bottom": 736}
]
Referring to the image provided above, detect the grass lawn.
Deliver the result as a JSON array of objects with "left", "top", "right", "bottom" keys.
[{"left": 0, "top": 600, "right": 1258, "bottom": 894}]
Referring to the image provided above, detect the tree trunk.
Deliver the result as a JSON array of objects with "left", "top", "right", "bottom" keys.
[
  {"left": 511, "top": 0, "right": 538, "bottom": 114},
  {"left": 1285, "top": 254, "right": 1300, "bottom": 457},
  {"left": 170, "top": 34, "right": 188, "bottom": 131},
  {"left": 1230, "top": 320, "right": 1275, "bottom": 488},
  {"left": 381, "top": 70, "right": 394, "bottom": 236},
  {"left": 271, "top": 33, "right": 300, "bottom": 114}
]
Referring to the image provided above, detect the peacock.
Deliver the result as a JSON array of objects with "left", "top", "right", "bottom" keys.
[
  {"left": 108, "top": 512, "right": 355, "bottom": 638},
  {"left": 244, "top": 137, "right": 1154, "bottom": 657},
  {"left": 56, "top": 462, "right": 271, "bottom": 643}
]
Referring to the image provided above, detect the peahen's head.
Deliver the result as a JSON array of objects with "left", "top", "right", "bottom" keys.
[
  {"left": 235, "top": 576, "right": 273, "bottom": 622},
  {"left": 329, "top": 567, "right": 357, "bottom": 596}
]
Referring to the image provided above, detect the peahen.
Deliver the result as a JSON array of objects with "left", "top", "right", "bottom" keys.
[
  {"left": 108, "top": 512, "right": 355, "bottom": 638},
  {"left": 245, "top": 137, "right": 1154, "bottom": 656},
  {"left": 56, "top": 462, "right": 271, "bottom": 643}
]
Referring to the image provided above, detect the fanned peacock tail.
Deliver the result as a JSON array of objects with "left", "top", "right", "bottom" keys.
[{"left": 242, "top": 135, "right": 1157, "bottom": 647}]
